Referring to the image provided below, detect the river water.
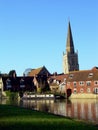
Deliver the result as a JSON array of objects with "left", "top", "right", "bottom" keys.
[{"left": 0, "top": 98, "right": 98, "bottom": 124}]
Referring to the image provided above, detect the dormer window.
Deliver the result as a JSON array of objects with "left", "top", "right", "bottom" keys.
[
  {"left": 88, "top": 73, "right": 93, "bottom": 78},
  {"left": 69, "top": 74, "right": 74, "bottom": 79}
]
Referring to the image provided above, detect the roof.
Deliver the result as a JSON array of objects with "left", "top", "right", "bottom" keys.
[
  {"left": 28, "top": 66, "right": 50, "bottom": 77},
  {"left": 49, "top": 67, "right": 98, "bottom": 83},
  {"left": 49, "top": 74, "right": 68, "bottom": 83},
  {"left": 67, "top": 67, "right": 98, "bottom": 81}
]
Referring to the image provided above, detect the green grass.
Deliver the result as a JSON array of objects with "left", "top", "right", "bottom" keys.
[{"left": 0, "top": 104, "right": 97, "bottom": 130}]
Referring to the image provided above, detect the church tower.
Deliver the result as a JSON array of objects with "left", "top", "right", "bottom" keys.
[{"left": 63, "top": 22, "right": 79, "bottom": 74}]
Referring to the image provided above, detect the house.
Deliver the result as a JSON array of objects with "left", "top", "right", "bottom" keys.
[
  {"left": 0, "top": 75, "right": 6, "bottom": 98},
  {"left": 48, "top": 74, "right": 67, "bottom": 94},
  {"left": 49, "top": 67, "right": 98, "bottom": 98},
  {"left": 66, "top": 67, "right": 98, "bottom": 98}
]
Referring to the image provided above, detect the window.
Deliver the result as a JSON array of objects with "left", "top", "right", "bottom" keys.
[
  {"left": 20, "top": 79, "right": 25, "bottom": 88},
  {"left": 69, "top": 74, "right": 74, "bottom": 79},
  {"left": 94, "top": 81, "right": 98, "bottom": 85},
  {"left": 94, "top": 87, "right": 98, "bottom": 94},
  {"left": 88, "top": 73, "right": 93, "bottom": 78},
  {"left": 79, "top": 81, "right": 84, "bottom": 86},
  {"left": 80, "top": 88, "right": 84, "bottom": 93},
  {"left": 86, "top": 81, "right": 91, "bottom": 86},
  {"left": 6, "top": 78, "right": 11, "bottom": 89},
  {"left": 87, "top": 88, "right": 91, "bottom": 93},
  {"left": 73, "top": 82, "right": 77, "bottom": 87},
  {"left": 73, "top": 88, "right": 77, "bottom": 94}
]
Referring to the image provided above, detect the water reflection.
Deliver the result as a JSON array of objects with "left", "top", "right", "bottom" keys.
[
  {"left": 66, "top": 99, "right": 98, "bottom": 124},
  {"left": 20, "top": 99, "right": 98, "bottom": 124},
  {"left": 0, "top": 98, "right": 98, "bottom": 124}
]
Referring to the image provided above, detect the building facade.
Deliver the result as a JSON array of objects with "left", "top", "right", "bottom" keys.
[
  {"left": 65, "top": 67, "right": 98, "bottom": 98},
  {"left": 49, "top": 67, "right": 98, "bottom": 98},
  {"left": 63, "top": 22, "right": 79, "bottom": 74}
]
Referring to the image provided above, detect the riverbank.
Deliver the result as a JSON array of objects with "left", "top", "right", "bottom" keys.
[{"left": 0, "top": 104, "right": 97, "bottom": 130}]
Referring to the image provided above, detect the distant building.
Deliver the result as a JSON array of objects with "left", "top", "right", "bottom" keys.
[
  {"left": 63, "top": 21, "right": 79, "bottom": 74},
  {"left": 23, "top": 68, "right": 32, "bottom": 76}
]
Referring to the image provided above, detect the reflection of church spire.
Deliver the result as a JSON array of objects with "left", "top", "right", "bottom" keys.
[{"left": 66, "top": 21, "right": 75, "bottom": 54}]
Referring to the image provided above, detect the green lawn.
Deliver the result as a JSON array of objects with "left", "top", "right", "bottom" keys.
[{"left": 0, "top": 104, "right": 97, "bottom": 130}]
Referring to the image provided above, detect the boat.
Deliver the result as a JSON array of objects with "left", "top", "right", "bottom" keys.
[{"left": 22, "top": 92, "right": 55, "bottom": 100}]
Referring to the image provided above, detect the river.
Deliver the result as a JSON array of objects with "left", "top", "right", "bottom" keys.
[{"left": 0, "top": 98, "right": 98, "bottom": 124}]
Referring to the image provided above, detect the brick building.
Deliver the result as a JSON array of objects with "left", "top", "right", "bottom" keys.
[{"left": 49, "top": 67, "right": 98, "bottom": 98}]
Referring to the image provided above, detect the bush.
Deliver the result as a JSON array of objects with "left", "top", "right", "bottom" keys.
[{"left": 5, "top": 91, "right": 19, "bottom": 100}]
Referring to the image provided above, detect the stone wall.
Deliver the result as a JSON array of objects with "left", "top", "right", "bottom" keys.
[{"left": 70, "top": 93, "right": 98, "bottom": 99}]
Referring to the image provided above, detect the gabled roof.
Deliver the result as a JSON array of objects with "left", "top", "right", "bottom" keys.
[{"left": 28, "top": 66, "right": 50, "bottom": 77}]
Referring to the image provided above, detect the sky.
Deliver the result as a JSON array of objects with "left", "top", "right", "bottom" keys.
[{"left": 0, "top": 0, "right": 98, "bottom": 76}]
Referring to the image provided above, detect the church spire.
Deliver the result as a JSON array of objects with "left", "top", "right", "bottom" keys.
[
  {"left": 66, "top": 21, "right": 75, "bottom": 54},
  {"left": 63, "top": 21, "right": 79, "bottom": 74}
]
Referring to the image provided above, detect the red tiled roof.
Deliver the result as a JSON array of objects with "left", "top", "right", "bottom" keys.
[
  {"left": 49, "top": 67, "right": 98, "bottom": 82},
  {"left": 28, "top": 67, "right": 43, "bottom": 76},
  {"left": 28, "top": 66, "right": 50, "bottom": 77},
  {"left": 50, "top": 74, "right": 68, "bottom": 83},
  {"left": 67, "top": 67, "right": 98, "bottom": 81}
]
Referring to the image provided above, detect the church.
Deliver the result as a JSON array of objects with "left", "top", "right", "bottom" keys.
[
  {"left": 63, "top": 21, "right": 79, "bottom": 74},
  {"left": 49, "top": 21, "right": 98, "bottom": 98}
]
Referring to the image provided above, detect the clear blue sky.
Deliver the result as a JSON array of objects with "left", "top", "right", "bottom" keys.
[{"left": 0, "top": 0, "right": 98, "bottom": 76}]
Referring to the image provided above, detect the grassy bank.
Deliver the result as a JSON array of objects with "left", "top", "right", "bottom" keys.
[{"left": 0, "top": 105, "right": 97, "bottom": 130}]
